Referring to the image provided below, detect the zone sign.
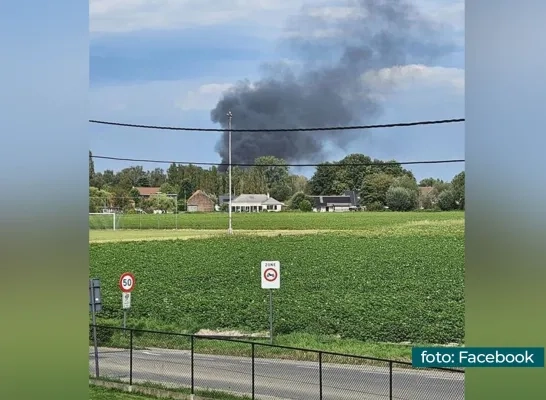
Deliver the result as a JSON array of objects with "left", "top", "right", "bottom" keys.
[
  {"left": 119, "top": 272, "right": 135, "bottom": 293},
  {"left": 261, "top": 261, "right": 280, "bottom": 289}
]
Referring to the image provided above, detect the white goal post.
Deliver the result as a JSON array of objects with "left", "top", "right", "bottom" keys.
[{"left": 89, "top": 212, "right": 117, "bottom": 230}]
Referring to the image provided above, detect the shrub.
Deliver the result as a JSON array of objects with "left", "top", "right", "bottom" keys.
[
  {"left": 288, "top": 191, "right": 314, "bottom": 210},
  {"left": 385, "top": 187, "right": 416, "bottom": 211},
  {"left": 299, "top": 199, "right": 313, "bottom": 212},
  {"left": 366, "top": 201, "right": 385, "bottom": 211},
  {"left": 89, "top": 325, "right": 115, "bottom": 346},
  {"left": 437, "top": 189, "right": 457, "bottom": 211}
]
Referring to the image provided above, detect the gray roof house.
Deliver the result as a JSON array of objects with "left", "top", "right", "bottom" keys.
[
  {"left": 218, "top": 194, "right": 235, "bottom": 204},
  {"left": 310, "top": 190, "right": 360, "bottom": 212},
  {"left": 231, "top": 193, "right": 285, "bottom": 212}
]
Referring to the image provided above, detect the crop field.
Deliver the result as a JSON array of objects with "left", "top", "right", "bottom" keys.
[
  {"left": 90, "top": 216, "right": 464, "bottom": 346},
  {"left": 89, "top": 210, "right": 463, "bottom": 231}
]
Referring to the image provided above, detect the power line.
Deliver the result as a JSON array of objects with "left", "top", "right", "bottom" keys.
[
  {"left": 91, "top": 154, "right": 464, "bottom": 167},
  {"left": 89, "top": 118, "right": 464, "bottom": 133}
]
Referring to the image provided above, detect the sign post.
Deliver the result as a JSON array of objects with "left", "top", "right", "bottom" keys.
[
  {"left": 261, "top": 261, "right": 280, "bottom": 344},
  {"left": 119, "top": 272, "right": 135, "bottom": 329},
  {"left": 89, "top": 278, "right": 102, "bottom": 377}
]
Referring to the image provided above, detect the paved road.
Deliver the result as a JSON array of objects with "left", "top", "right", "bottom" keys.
[{"left": 89, "top": 346, "right": 464, "bottom": 400}]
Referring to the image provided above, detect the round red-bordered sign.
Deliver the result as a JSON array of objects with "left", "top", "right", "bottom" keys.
[
  {"left": 263, "top": 268, "right": 278, "bottom": 282},
  {"left": 119, "top": 272, "right": 135, "bottom": 293}
]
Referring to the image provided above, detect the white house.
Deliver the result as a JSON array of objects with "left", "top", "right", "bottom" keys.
[{"left": 230, "top": 193, "right": 284, "bottom": 212}]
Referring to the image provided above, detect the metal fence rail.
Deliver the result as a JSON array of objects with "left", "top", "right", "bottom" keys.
[{"left": 89, "top": 325, "right": 464, "bottom": 400}]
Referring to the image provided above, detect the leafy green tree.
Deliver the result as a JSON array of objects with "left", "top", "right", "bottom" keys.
[
  {"left": 167, "top": 163, "right": 183, "bottom": 187},
  {"left": 432, "top": 181, "right": 451, "bottom": 194},
  {"left": 270, "top": 183, "right": 292, "bottom": 202},
  {"left": 89, "top": 151, "right": 95, "bottom": 182},
  {"left": 290, "top": 175, "right": 309, "bottom": 194},
  {"left": 117, "top": 166, "right": 148, "bottom": 190},
  {"left": 390, "top": 175, "right": 419, "bottom": 209},
  {"left": 299, "top": 199, "right": 313, "bottom": 212},
  {"left": 288, "top": 191, "right": 314, "bottom": 210},
  {"left": 129, "top": 187, "right": 141, "bottom": 208},
  {"left": 385, "top": 187, "right": 416, "bottom": 211},
  {"left": 89, "top": 187, "right": 112, "bottom": 212},
  {"left": 178, "top": 178, "right": 196, "bottom": 201},
  {"left": 369, "top": 159, "right": 414, "bottom": 179},
  {"left": 102, "top": 170, "right": 117, "bottom": 188},
  {"left": 160, "top": 182, "right": 178, "bottom": 195},
  {"left": 143, "top": 193, "right": 176, "bottom": 213},
  {"left": 252, "top": 156, "right": 291, "bottom": 196},
  {"left": 419, "top": 177, "right": 445, "bottom": 187},
  {"left": 391, "top": 175, "right": 419, "bottom": 192},
  {"left": 451, "top": 171, "right": 465, "bottom": 209},
  {"left": 110, "top": 187, "right": 132, "bottom": 210},
  {"left": 308, "top": 162, "right": 338, "bottom": 195},
  {"left": 335, "top": 153, "right": 372, "bottom": 192},
  {"left": 437, "top": 189, "right": 457, "bottom": 211},
  {"left": 361, "top": 173, "right": 395, "bottom": 206},
  {"left": 149, "top": 168, "right": 167, "bottom": 187}
]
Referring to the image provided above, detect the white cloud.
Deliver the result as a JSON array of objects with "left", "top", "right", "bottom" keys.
[
  {"left": 363, "top": 64, "right": 464, "bottom": 100},
  {"left": 281, "top": 0, "right": 463, "bottom": 42},
  {"left": 105, "top": 63, "right": 463, "bottom": 115},
  {"left": 90, "top": 0, "right": 464, "bottom": 35},
  {"left": 90, "top": 0, "right": 303, "bottom": 34}
]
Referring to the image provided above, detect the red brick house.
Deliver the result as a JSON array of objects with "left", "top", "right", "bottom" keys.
[
  {"left": 418, "top": 186, "right": 435, "bottom": 208},
  {"left": 186, "top": 190, "right": 215, "bottom": 212},
  {"left": 134, "top": 187, "right": 161, "bottom": 198}
]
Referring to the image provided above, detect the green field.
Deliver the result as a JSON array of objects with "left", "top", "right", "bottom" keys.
[
  {"left": 89, "top": 210, "right": 463, "bottom": 230},
  {"left": 90, "top": 211, "right": 464, "bottom": 363}
]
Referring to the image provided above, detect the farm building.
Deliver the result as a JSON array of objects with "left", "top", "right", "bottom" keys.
[
  {"left": 231, "top": 193, "right": 284, "bottom": 212},
  {"left": 418, "top": 186, "right": 435, "bottom": 209},
  {"left": 310, "top": 190, "right": 359, "bottom": 212},
  {"left": 186, "top": 190, "right": 215, "bottom": 212},
  {"left": 133, "top": 187, "right": 161, "bottom": 199}
]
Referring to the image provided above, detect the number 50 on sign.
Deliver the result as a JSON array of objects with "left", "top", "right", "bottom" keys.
[{"left": 119, "top": 272, "right": 135, "bottom": 293}]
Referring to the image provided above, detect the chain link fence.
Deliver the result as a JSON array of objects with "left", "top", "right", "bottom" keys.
[{"left": 90, "top": 325, "right": 464, "bottom": 399}]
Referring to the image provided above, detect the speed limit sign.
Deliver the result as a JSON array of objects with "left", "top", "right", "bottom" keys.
[{"left": 119, "top": 272, "right": 135, "bottom": 293}]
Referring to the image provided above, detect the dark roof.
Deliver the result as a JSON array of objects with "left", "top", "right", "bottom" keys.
[
  {"left": 310, "top": 190, "right": 359, "bottom": 207},
  {"left": 311, "top": 195, "right": 351, "bottom": 207},
  {"left": 218, "top": 195, "right": 234, "bottom": 204},
  {"left": 342, "top": 190, "right": 359, "bottom": 205}
]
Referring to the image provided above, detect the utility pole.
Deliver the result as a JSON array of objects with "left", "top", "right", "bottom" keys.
[{"left": 227, "top": 111, "right": 233, "bottom": 235}]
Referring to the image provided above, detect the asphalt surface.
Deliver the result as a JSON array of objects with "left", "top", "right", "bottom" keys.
[{"left": 89, "top": 346, "right": 464, "bottom": 400}]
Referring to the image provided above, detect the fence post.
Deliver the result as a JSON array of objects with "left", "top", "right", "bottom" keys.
[
  {"left": 129, "top": 329, "right": 133, "bottom": 386},
  {"left": 191, "top": 335, "right": 195, "bottom": 395},
  {"left": 389, "top": 361, "right": 393, "bottom": 400},
  {"left": 319, "top": 351, "right": 323, "bottom": 400},
  {"left": 251, "top": 343, "right": 255, "bottom": 400}
]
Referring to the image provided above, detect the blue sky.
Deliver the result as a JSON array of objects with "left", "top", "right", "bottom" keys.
[{"left": 89, "top": 0, "right": 464, "bottom": 182}]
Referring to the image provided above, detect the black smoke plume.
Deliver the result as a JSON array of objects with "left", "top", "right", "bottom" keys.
[{"left": 211, "top": 0, "right": 455, "bottom": 171}]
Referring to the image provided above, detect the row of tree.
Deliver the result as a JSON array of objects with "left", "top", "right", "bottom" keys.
[{"left": 89, "top": 151, "right": 465, "bottom": 212}]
